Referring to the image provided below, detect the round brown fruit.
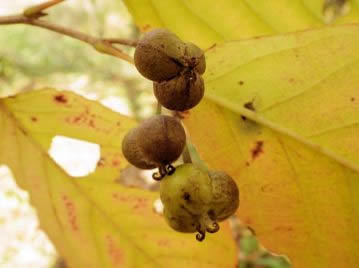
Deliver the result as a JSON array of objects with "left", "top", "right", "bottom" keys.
[
  {"left": 121, "top": 128, "right": 157, "bottom": 169},
  {"left": 137, "top": 115, "right": 186, "bottom": 166},
  {"left": 134, "top": 29, "right": 186, "bottom": 82},
  {"left": 153, "top": 70, "right": 204, "bottom": 111},
  {"left": 181, "top": 42, "right": 206, "bottom": 74}
]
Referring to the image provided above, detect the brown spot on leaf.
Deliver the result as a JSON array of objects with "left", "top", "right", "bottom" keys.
[
  {"left": 97, "top": 157, "right": 106, "bottom": 167},
  {"left": 31, "top": 116, "right": 37, "bottom": 122},
  {"left": 73, "top": 116, "right": 82, "bottom": 123},
  {"left": 243, "top": 217, "right": 252, "bottom": 225},
  {"left": 65, "top": 109, "right": 111, "bottom": 133},
  {"left": 238, "top": 81, "right": 244, "bottom": 86},
  {"left": 241, "top": 101, "right": 255, "bottom": 121},
  {"left": 245, "top": 161, "right": 250, "bottom": 167},
  {"left": 351, "top": 97, "right": 356, "bottom": 102},
  {"left": 207, "top": 43, "right": 217, "bottom": 51},
  {"left": 112, "top": 193, "right": 120, "bottom": 200},
  {"left": 54, "top": 94, "right": 68, "bottom": 104},
  {"left": 141, "top": 24, "right": 151, "bottom": 32},
  {"left": 112, "top": 193, "right": 149, "bottom": 210},
  {"left": 89, "top": 119, "right": 96, "bottom": 128},
  {"left": 65, "top": 114, "right": 86, "bottom": 125},
  {"left": 19, "top": 128, "right": 28, "bottom": 136},
  {"left": 251, "top": 141, "right": 264, "bottom": 160},
  {"left": 244, "top": 101, "right": 255, "bottom": 111},
  {"left": 157, "top": 239, "right": 170, "bottom": 247},
  {"left": 106, "top": 235, "right": 124, "bottom": 266},
  {"left": 62, "top": 195, "right": 78, "bottom": 231},
  {"left": 247, "top": 226, "right": 256, "bottom": 235},
  {"left": 289, "top": 78, "right": 295, "bottom": 83},
  {"left": 261, "top": 184, "right": 273, "bottom": 192},
  {"left": 183, "top": 192, "right": 191, "bottom": 202},
  {"left": 133, "top": 197, "right": 148, "bottom": 210},
  {"left": 274, "top": 226, "right": 293, "bottom": 232}
]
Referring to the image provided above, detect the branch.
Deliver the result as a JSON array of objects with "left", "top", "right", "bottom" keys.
[
  {"left": 0, "top": 0, "right": 136, "bottom": 64},
  {"left": 103, "top": 38, "right": 138, "bottom": 47},
  {"left": 24, "top": 0, "right": 65, "bottom": 18}
]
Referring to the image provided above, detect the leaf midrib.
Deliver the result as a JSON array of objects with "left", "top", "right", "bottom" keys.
[{"left": 205, "top": 94, "right": 359, "bottom": 174}]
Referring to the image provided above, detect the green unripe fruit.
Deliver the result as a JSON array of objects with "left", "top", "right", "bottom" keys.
[
  {"left": 208, "top": 171, "right": 239, "bottom": 221},
  {"left": 163, "top": 206, "right": 198, "bottom": 233},
  {"left": 160, "top": 164, "right": 213, "bottom": 215},
  {"left": 160, "top": 164, "right": 239, "bottom": 241},
  {"left": 153, "top": 70, "right": 204, "bottom": 111},
  {"left": 134, "top": 29, "right": 186, "bottom": 82},
  {"left": 122, "top": 115, "right": 186, "bottom": 170}
]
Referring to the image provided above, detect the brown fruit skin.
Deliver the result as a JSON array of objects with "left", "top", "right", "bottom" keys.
[
  {"left": 208, "top": 171, "right": 239, "bottom": 221},
  {"left": 181, "top": 42, "right": 206, "bottom": 74},
  {"left": 137, "top": 115, "right": 186, "bottom": 165},
  {"left": 121, "top": 128, "right": 157, "bottom": 169},
  {"left": 134, "top": 29, "right": 185, "bottom": 82},
  {"left": 153, "top": 70, "right": 204, "bottom": 111}
]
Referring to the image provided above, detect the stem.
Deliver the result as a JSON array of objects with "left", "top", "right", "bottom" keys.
[
  {"left": 24, "top": 0, "right": 65, "bottom": 17},
  {"left": 156, "top": 101, "right": 162, "bottom": 115},
  {"left": 0, "top": 0, "right": 135, "bottom": 64},
  {"left": 103, "top": 38, "right": 138, "bottom": 47},
  {"left": 185, "top": 141, "right": 209, "bottom": 172},
  {"left": 0, "top": 15, "right": 27, "bottom": 25},
  {"left": 182, "top": 142, "right": 193, "bottom": 164}
]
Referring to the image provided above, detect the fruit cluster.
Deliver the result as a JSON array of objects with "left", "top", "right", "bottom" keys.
[
  {"left": 122, "top": 29, "right": 239, "bottom": 241},
  {"left": 134, "top": 29, "right": 205, "bottom": 111}
]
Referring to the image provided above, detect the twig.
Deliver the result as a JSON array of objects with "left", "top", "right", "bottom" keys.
[
  {"left": 184, "top": 141, "right": 209, "bottom": 171},
  {"left": 182, "top": 142, "right": 193, "bottom": 164},
  {"left": 0, "top": 0, "right": 136, "bottom": 64},
  {"left": 103, "top": 38, "right": 138, "bottom": 47},
  {"left": 24, "top": 0, "right": 64, "bottom": 17},
  {"left": 156, "top": 101, "right": 162, "bottom": 115}
]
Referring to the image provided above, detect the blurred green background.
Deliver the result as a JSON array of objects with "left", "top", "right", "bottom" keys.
[{"left": 0, "top": 0, "right": 156, "bottom": 120}]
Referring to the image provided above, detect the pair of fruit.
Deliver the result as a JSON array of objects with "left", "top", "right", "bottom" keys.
[
  {"left": 160, "top": 164, "right": 239, "bottom": 241},
  {"left": 134, "top": 29, "right": 205, "bottom": 111},
  {"left": 123, "top": 29, "right": 206, "bottom": 177}
]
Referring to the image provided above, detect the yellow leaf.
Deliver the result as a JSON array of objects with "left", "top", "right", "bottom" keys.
[
  {"left": 0, "top": 89, "right": 237, "bottom": 268},
  {"left": 124, "top": 0, "right": 359, "bottom": 47},
  {"left": 125, "top": 1, "right": 359, "bottom": 267},
  {"left": 184, "top": 25, "right": 359, "bottom": 268}
]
